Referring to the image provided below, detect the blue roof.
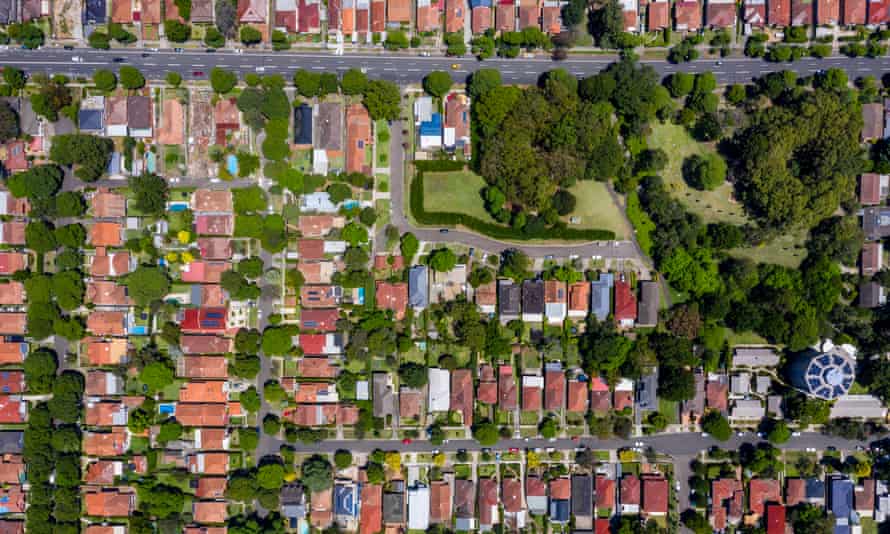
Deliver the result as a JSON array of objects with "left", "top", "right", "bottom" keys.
[
  {"left": 84, "top": 0, "right": 106, "bottom": 22},
  {"left": 409, "top": 266, "right": 429, "bottom": 308},
  {"left": 590, "top": 280, "right": 610, "bottom": 321},
  {"left": 419, "top": 113, "right": 442, "bottom": 137},
  {"left": 831, "top": 478, "right": 853, "bottom": 519},
  {"left": 470, "top": 0, "right": 491, "bottom": 7},
  {"left": 550, "top": 500, "right": 570, "bottom": 522},
  {"left": 78, "top": 109, "right": 104, "bottom": 131},
  {"left": 295, "top": 104, "right": 312, "bottom": 145},
  {"left": 335, "top": 485, "right": 358, "bottom": 517},
  {"left": 805, "top": 478, "right": 825, "bottom": 499}
]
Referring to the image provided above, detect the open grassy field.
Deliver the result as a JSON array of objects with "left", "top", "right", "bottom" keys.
[
  {"left": 423, "top": 170, "right": 499, "bottom": 224},
  {"left": 729, "top": 227, "right": 808, "bottom": 268},
  {"left": 566, "top": 181, "right": 629, "bottom": 240},
  {"left": 648, "top": 122, "right": 748, "bottom": 225}
]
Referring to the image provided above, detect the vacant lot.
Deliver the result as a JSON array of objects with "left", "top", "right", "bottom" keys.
[
  {"left": 423, "top": 170, "right": 499, "bottom": 224},
  {"left": 648, "top": 122, "right": 748, "bottom": 225},
  {"left": 566, "top": 181, "right": 629, "bottom": 240}
]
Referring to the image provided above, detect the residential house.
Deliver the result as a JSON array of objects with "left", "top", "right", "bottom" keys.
[
  {"left": 637, "top": 280, "right": 659, "bottom": 327},
  {"left": 596, "top": 475, "right": 615, "bottom": 513},
  {"left": 568, "top": 281, "right": 590, "bottom": 319},
  {"left": 0, "top": 222, "right": 25, "bottom": 246},
  {"left": 0, "top": 252, "right": 26, "bottom": 276},
  {"left": 407, "top": 485, "right": 430, "bottom": 530},
  {"left": 496, "top": 0, "right": 514, "bottom": 30},
  {"left": 790, "top": 0, "right": 812, "bottom": 22},
  {"left": 372, "top": 372, "right": 396, "bottom": 419},
  {"left": 478, "top": 364, "right": 498, "bottom": 405},
  {"left": 818, "top": 0, "right": 839, "bottom": 22},
  {"left": 641, "top": 475, "right": 669, "bottom": 517},
  {"left": 346, "top": 104, "right": 371, "bottom": 175},
  {"left": 614, "top": 278, "right": 636, "bottom": 327},
  {"left": 360, "top": 484, "right": 383, "bottom": 534},
  {"left": 843, "top": 0, "right": 866, "bottom": 23},
  {"left": 864, "top": 102, "right": 884, "bottom": 142},
  {"left": 869, "top": 0, "right": 889, "bottom": 24},
  {"left": 567, "top": 379, "right": 588, "bottom": 413},
  {"left": 749, "top": 479, "right": 782, "bottom": 518},
  {"left": 479, "top": 478, "right": 499, "bottom": 530},
  {"left": 376, "top": 281, "right": 408, "bottom": 320},
  {"left": 86, "top": 311, "right": 127, "bottom": 337},
  {"left": 498, "top": 279, "right": 521, "bottom": 321},
  {"left": 680, "top": 369, "right": 705, "bottom": 425},
  {"left": 471, "top": 0, "right": 492, "bottom": 32},
  {"left": 428, "top": 368, "right": 451, "bottom": 412},
  {"left": 706, "top": 0, "right": 736, "bottom": 26},
  {"left": 127, "top": 96, "right": 152, "bottom": 137},
  {"left": 431, "top": 264, "right": 467, "bottom": 303},
  {"left": 416, "top": 0, "right": 440, "bottom": 31},
  {"left": 544, "top": 280, "right": 567, "bottom": 324},
  {"left": 527, "top": 476, "right": 547, "bottom": 516},
  {"left": 451, "top": 369, "right": 474, "bottom": 425},
  {"left": 860, "top": 173, "right": 889, "bottom": 205},
  {"left": 711, "top": 478, "right": 744, "bottom": 531},
  {"left": 675, "top": 0, "right": 702, "bottom": 29},
  {"left": 475, "top": 281, "right": 497, "bottom": 314},
  {"left": 550, "top": 477, "right": 571, "bottom": 523},
  {"left": 388, "top": 0, "right": 410, "bottom": 23},
  {"left": 454, "top": 479, "right": 476, "bottom": 531},
  {"left": 620, "top": 475, "right": 641, "bottom": 514},
  {"left": 522, "top": 375, "right": 543, "bottom": 411},
  {"left": 572, "top": 475, "right": 594, "bottom": 529},
  {"left": 499, "top": 365, "right": 517, "bottom": 410},
  {"left": 430, "top": 480, "right": 452, "bottom": 524},
  {"left": 214, "top": 97, "right": 240, "bottom": 145},
  {"left": 544, "top": 365, "right": 565, "bottom": 410},
  {"left": 84, "top": 488, "right": 135, "bottom": 517},
  {"left": 621, "top": 0, "right": 637, "bottom": 29},
  {"left": 648, "top": 0, "right": 671, "bottom": 28},
  {"left": 502, "top": 478, "right": 525, "bottom": 528},
  {"left": 446, "top": 0, "right": 465, "bottom": 30},
  {"left": 409, "top": 265, "right": 429, "bottom": 311},
  {"left": 522, "top": 280, "right": 544, "bottom": 322}
]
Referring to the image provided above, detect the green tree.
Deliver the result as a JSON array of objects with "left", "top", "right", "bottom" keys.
[
  {"left": 164, "top": 19, "right": 191, "bottom": 42},
  {"left": 140, "top": 361, "right": 174, "bottom": 393},
  {"left": 51, "top": 270, "right": 85, "bottom": 310},
  {"left": 334, "top": 450, "right": 353, "bottom": 469},
  {"left": 399, "top": 362, "right": 428, "bottom": 388},
  {"left": 7, "top": 164, "right": 63, "bottom": 200},
  {"left": 204, "top": 26, "right": 226, "bottom": 48},
  {"left": 138, "top": 484, "right": 185, "bottom": 519},
  {"left": 239, "top": 427, "right": 259, "bottom": 450},
  {"left": 701, "top": 411, "right": 731, "bottom": 441},
  {"left": 24, "top": 348, "right": 57, "bottom": 394},
  {"left": 123, "top": 266, "right": 171, "bottom": 307},
  {"left": 400, "top": 232, "right": 419, "bottom": 259},
  {"left": 261, "top": 327, "right": 294, "bottom": 355},
  {"left": 589, "top": 0, "right": 624, "bottom": 48},
  {"left": 157, "top": 420, "right": 183, "bottom": 443},
  {"left": 240, "top": 26, "right": 262, "bottom": 45},
  {"left": 682, "top": 153, "right": 727, "bottom": 190},
  {"left": 301, "top": 455, "right": 333, "bottom": 492},
  {"left": 264, "top": 380, "right": 287, "bottom": 404},
  {"left": 130, "top": 173, "right": 168, "bottom": 215},
  {"left": 766, "top": 419, "right": 792, "bottom": 444},
  {"left": 3, "top": 67, "right": 25, "bottom": 91},
  {"left": 93, "top": 69, "right": 117, "bottom": 92},
  {"left": 468, "top": 68, "right": 502, "bottom": 98},
  {"left": 423, "top": 71, "right": 453, "bottom": 98},
  {"left": 119, "top": 66, "right": 145, "bottom": 90},
  {"left": 472, "top": 421, "right": 499, "bottom": 446},
  {"left": 210, "top": 67, "right": 237, "bottom": 94},
  {"left": 341, "top": 68, "right": 368, "bottom": 95},
  {"left": 427, "top": 247, "right": 457, "bottom": 272},
  {"left": 363, "top": 80, "right": 401, "bottom": 120},
  {"left": 241, "top": 386, "right": 261, "bottom": 413},
  {"left": 25, "top": 221, "right": 57, "bottom": 253}
]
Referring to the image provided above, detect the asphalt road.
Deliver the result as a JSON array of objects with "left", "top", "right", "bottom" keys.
[
  {"left": 5, "top": 46, "right": 890, "bottom": 85},
  {"left": 260, "top": 431, "right": 871, "bottom": 455}
]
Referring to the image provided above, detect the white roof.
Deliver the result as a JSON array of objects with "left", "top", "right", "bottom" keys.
[
  {"left": 428, "top": 368, "right": 451, "bottom": 412},
  {"left": 0, "top": 192, "right": 8, "bottom": 215},
  {"left": 414, "top": 97, "right": 433, "bottom": 123},
  {"left": 830, "top": 395, "right": 888, "bottom": 420},
  {"left": 277, "top": 0, "right": 297, "bottom": 8},
  {"left": 301, "top": 192, "right": 338, "bottom": 213},
  {"left": 408, "top": 486, "right": 431, "bottom": 530},
  {"left": 522, "top": 375, "right": 544, "bottom": 388},
  {"left": 614, "top": 378, "right": 634, "bottom": 391}
]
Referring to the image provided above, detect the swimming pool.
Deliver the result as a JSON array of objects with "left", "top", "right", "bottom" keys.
[
  {"left": 226, "top": 154, "right": 238, "bottom": 176},
  {"left": 130, "top": 325, "right": 148, "bottom": 335},
  {"left": 355, "top": 287, "right": 365, "bottom": 305},
  {"left": 168, "top": 202, "right": 189, "bottom": 212},
  {"left": 158, "top": 403, "right": 176, "bottom": 415},
  {"left": 146, "top": 152, "right": 157, "bottom": 174},
  {"left": 342, "top": 200, "right": 359, "bottom": 210}
]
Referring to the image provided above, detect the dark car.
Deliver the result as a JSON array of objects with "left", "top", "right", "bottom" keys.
[
  {"left": 63, "top": 45, "right": 74, "bottom": 50},
  {"left": 112, "top": 57, "right": 125, "bottom": 63},
  {"left": 173, "top": 47, "right": 183, "bottom": 52},
  {"left": 206, "top": 48, "right": 216, "bottom": 52},
  {"left": 439, "top": 228, "right": 449, "bottom": 234},
  {"left": 141, "top": 53, "right": 150, "bottom": 57},
  {"left": 193, "top": 71, "right": 205, "bottom": 76}
]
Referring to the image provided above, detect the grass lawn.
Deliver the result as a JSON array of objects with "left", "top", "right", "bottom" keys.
[
  {"left": 422, "top": 170, "right": 498, "bottom": 224},
  {"left": 729, "top": 227, "right": 808, "bottom": 268},
  {"left": 376, "top": 120, "right": 390, "bottom": 168},
  {"left": 565, "top": 181, "right": 629, "bottom": 239},
  {"left": 376, "top": 199, "right": 391, "bottom": 231},
  {"left": 478, "top": 464, "right": 496, "bottom": 478},
  {"left": 659, "top": 398, "right": 679, "bottom": 424},
  {"left": 648, "top": 122, "right": 748, "bottom": 225},
  {"left": 861, "top": 518, "right": 878, "bottom": 534},
  {"left": 520, "top": 411, "right": 540, "bottom": 425}
]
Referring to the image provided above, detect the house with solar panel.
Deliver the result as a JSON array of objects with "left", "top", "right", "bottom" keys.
[
  {"left": 789, "top": 344, "right": 856, "bottom": 401},
  {"left": 335, "top": 481, "right": 360, "bottom": 530}
]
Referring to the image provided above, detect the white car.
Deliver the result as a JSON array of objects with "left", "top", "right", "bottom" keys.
[
  {"left": 701, "top": 432, "right": 710, "bottom": 438},
  {"left": 792, "top": 432, "right": 801, "bottom": 437},
  {"left": 255, "top": 66, "right": 265, "bottom": 72},
  {"left": 72, "top": 56, "right": 83, "bottom": 62}
]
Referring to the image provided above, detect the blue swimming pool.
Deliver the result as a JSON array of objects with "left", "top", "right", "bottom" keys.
[
  {"left": 158, "top": 403, "right": 175, "bottom": 415},
  {"left": 342, "top": 200, "right": 359, "bottom": 210},
  {"left": 146, "top": 152, "right": 157, "bottom": 174},
  {"left": 355, "top": 287, "right": 365, "bottom": 305},
  {"left": 226, "top": 154, "right": 238, "bottom": 176},
  {"left": 168, "top": 202, "right": 189, "bottom": 212},
  {"left": 130, "top": 325, "right": 148, "bottom": 335}
]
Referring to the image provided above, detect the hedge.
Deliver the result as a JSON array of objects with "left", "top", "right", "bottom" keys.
[{"left": 411, "top": 161, "right": 615, "bottom": 241}]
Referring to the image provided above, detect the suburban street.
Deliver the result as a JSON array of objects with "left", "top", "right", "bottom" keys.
[{"left": 4, "top": 46, "right": 890, "bottom": 84}]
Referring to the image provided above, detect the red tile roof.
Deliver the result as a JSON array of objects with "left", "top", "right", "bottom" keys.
[
  {"left": 0, "top": 281, "right": 23, "bottom": 305},
  {"left": 196, "top": 477, "right": 228, "bottom": 499},
  {"left": 869, "top": 0, "right": 889, "bottom": 24},
  {"left": 817, "top": 0, "right": 839, "bottom": 21},
  {"left": 84, "top": 428, "right": 129, "bottom": 456},
  {"left": 674, "top": 0, "right": 702, "bottom": 28},
  {"left": 544, "top": 370, "right": 565, "bottom": 410},
  {"left": 861, "top": 173, "right": 884, "bottom": 205},
  {"left": 472, "top": 5, "right": 491, "bottom": 32},
  {"left": 0, "top": 252, "right": 26, "bottom": 275},
  {"left": 551, "top": 477, "right": 571, "bottom": 500},
  {"left": 499, "top": 365, "right": 517, "bottom": 410},
  {"left": 376, "top": 281, "right": 408, "bottom": 320},
  {"left": 502, "top": 478, "right": 523, "bottom": 513},
  {"left": 175, "top": 403, "right": 228, "bottom": 427},
  {"left": 843, "top": 0, "right": 866, "bottom": 23},
  {"left": 181, "top": 307, "right": 228, "bottom": 333},
  {"left": 417, "top": 3, "right": 440, "bottom": 30},
  {"left": 87, "top": 311, "right": 126, "bottom": 337},
  {"left": 749, "top": 478, "right": 782, "bottom": 516},
  {"left": 862, "top": 242, "right": 882, "bottom": 276},
  {"left": 299, "top": 239, "right": 326, "bottom": 261},
  {"left": 614, "top": 280, "right": 637, "bottom": 323},
  {"left": 346, "top": 104, "right": 371, "bottom": 175},
  {"left": 706, "top": 1, "right": 736, "bottom": 26},
  {"left": 766, "top": 504, "right": 786, "bottom": 534},
  {"left": 451, "top": 368, "right": 474, "bottom": 426},
  {"left": 388, "top": 0, "right": 410, "bottom": 21},
  {"left": 642, "top": 476, "right": 668, "bottom": 514},
  {"left": 647, "top": 0, "right": 670, "bottom": 27},
  {"left": 430, "top": 480, "right": 452, "bottom": 522},
  {"left": 91, "top": 222, "right": 123, "bottom": 247},
  {"left": 785, "top": 478, "right": 805, "bottom": 507},
  {"left": 180, "top": 335, "right": 233, "bottom": 355},
  {"left": 371, "top": 0, "right": 385, "bottom": 31},
  {"left": 596, "top": 476, "right": 615, "bottom": 510},
  {"left": 301, "top": 308, "right": 340, "bottom": 332},
  {"left": 84, "top": 488, "right": 135, "bottom": 517},
  {"left": 790, "top": 0, "right": 812, "bottom": 23},
  {"left": 479, "top": 478, "right": 498, "bottom": 526},
  {"left": 299, "top": 0, "right": 321, "bottom": 31},
  {"left": 183, "top": 356, "right": 229, "bottom": 379},
  {"left": 193, "top": 501, "right": 229, "bottom": 523},
  {"left": 299, "top": 357, "right": 338, "bottom": 378},
  {"left": 706, "top": 380, "right": 728, "bottom": 413},
  {"left": 446, "top": 0, "right": 465, "bottom": 31},
  {"left": 567, "top": 380, "right": 588, "bottom": 413},
  {"left": 527, "top": 476, "right": 546, "bottom": 497},
  {"left": 360, "top": 484, "right": 382, "bottom": 534}
]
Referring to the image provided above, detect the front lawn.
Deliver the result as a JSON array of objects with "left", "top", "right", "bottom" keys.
[
  {"left": 422, "top": 170, "right": 498, "bottom": 224},
  {"left": 565, "top": 181, "right": 629, "bottom": 240}
]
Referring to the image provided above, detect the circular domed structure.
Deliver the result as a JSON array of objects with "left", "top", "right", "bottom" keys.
[{"left": 790, "top": 347, "right": 855, "bottom": 400}]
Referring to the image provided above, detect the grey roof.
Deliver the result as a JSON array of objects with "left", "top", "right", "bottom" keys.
[
  {"left": 408, "top": 265, "right": 429, "bottom": 309},
  {"left": 522, "top": 280, "right": 544, "bottom": 315},
  {"left": 0, "top": 0, "right": 17, "bottom": 24},
  {"left": 829, "top": 395, "right": 888, "bottom": 420},
  {"left": 571, "top": 475, "right": 592, "bottom": 516},
  {"left": 84, "top": 0, "right": 106, "bottom": 23},
  {"left": 767, "top": 395, "right": 783, "bottom": 419},
  {"left": 281, "top": 483, "right": 306, "bottom": 518},
  {"left": 315, "top": 102, "right": 343, "bottom": 151},
  {"left": 372, "top": 372, "right": 396, "bottom": 418},
  {"left": 755, "top": 375, "right": 771, "bottom": 394},
  {"left": 0, "top": 98, "right": 20, "bottom": 115},
  {"left": 637, "top": 280, "right": 659, "bottom": 327},
  {"left": 127, "top": 96, "right": 152, "bottom": 129},
  {"left": 383, "top": 491, "right": 404, "bottom": 523},
  {"left": 790, "top": 348, "right": 856, "bottom": 401},
  {"left": 0, "top": 431, "right": 23, "bottom": 453},
  {"left": 733, "top": 347, "right": 781, "bottom": 368},
  {"left": 680, "top": 369, "right": 705, "bottom": 418},
  {"left": 79, "top": 109, "right": 104, "bottom": 131},
  {"left": 731, "top": 399, "right": 765, "bottom": 419},
  {"left": 51, "top": 115, "right": 76, "bottom": 135},
  {"left": 527, "top": 494, "right": 547, "bottom": 515},
  {"left": 590, "top": 273, "right": 613, "bottom": 321},
  {"left": 731, "top": 373, "right": 751, "bottom": 395},
  {"left": 498, "top": 280, "right": 521, "bottom": 316},
  {"left": 863, "top": 206, "right": 890, "bottom": 241},
  {"left": 636, "top": 370, "right": 658, "bottom": 412},
  {"left": 295, "top": 104, "right": 312, "bottom": 145},
  {"left": 860, "top": 281, "right": 884, "bottom": 308},
  {"left": 19, "top": 99, "right": 40, "bottom": 136},
  {"left": 831, "top": 478, "right": 853, "bottom": 521}
]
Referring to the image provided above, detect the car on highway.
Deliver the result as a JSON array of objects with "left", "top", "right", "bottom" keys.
[
  {"left": 63, "top": 45, "right": 74, "bottom": 50},
  {"left": 206, "top": 48, "right": 216, "bottom": 52},
  {"left": 173, "top": 47, "right": 183, "bottom": 52},
  {"left": 255, "top": 66, "right": 266, "bottom": 72},
  {"left": 439, "top": 228, "right": 449, "bottom": 233},
  {"left": 451, "top": 63, "right": 460, "bottom": 70},
  {"left": 72, "top": 56, "right": 83, "bottom": 62},
  {"left": 141, "top": 53, "right": 150, "bottom": 57},
  {"left": 193, "top": 71, "right": 205, "bottom": 76},
  {"left": 509, "top": 447, "right": 519, "bottom": 453},
  {"left": 401, "top": 438, "right": 412, "bottom": 444},
  {"left": 112, "top": 57, "right": 125, "bottom": 63}
]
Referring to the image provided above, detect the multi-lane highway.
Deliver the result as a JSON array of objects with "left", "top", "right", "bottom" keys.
[{"left": 3, "top": 46, "right": 890, "bottom": 84}]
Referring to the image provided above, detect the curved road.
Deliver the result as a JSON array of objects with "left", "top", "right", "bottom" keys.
[{"left": 5, "top": 46, "right": 890, "bottom": 85}]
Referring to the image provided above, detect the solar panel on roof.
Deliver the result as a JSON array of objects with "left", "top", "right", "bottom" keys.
[{"left": 207, "top": 312, "right": 224, "bottom": 319}]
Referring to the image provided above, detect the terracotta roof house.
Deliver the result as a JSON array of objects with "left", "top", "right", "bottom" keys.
[
  {"left": 843, "top": 0, "right": 866, "bottom": 23},
  {"left": 87, "top": 280, "right": 132, "bottom": 307},
  {"left": 193, "top": 501, "right": 228, "bottom": 523},
  {"left": 346, "top": 104, "right": 371, "bottom": 175},
  {"left": 299, "top": 357, "right": 338, "bottom": 378},
  {"left": 141, "top": 0, "right": 162, "bottom": 22},
  {"left": 0, "top": 252, "right": 26, "bottom": 275},
  {"left": 84, "top": 337, "right": 129, "bottom": 365},
  {"left": 85, "top": 401, "right": 129, "bottom": 426},
  {"left": 596, "top": 476, "right": 615, "bottom": 511},
  {"left": 862, "top": 241, "right": 883, "bottom": 276},
  {"left": 0, "top": 487, "right": 24, "bottom": 513},
  {"left": 86, "top": 370, "right": 124, "bottom": 397},
  {"left": 864, "top": 104, "right": 885, "bottom": 142},
  {"left": 784, "top": 478, "right": 806, "bottom": 507},
  {"left": 430, "top": 480, "right": 452, "bottom": 523},
  {"left": 542, "top": 3, "right": 561, "bottom": 32},
  {"left": 522, "top": 375, "right": 543, "bottom": 411},
  {"left": 474, "top": 281, "right": 497, "bottom": 314},
  {"left": 749, "top": 478, "right": 782, "bottom": 517},
  {"left": 499, "top": 365, "right": 518, "bottom": 410},
  {"left": 238, "top": 0, "right": 268, "bottom": 22},
  {"left": 446, "top": 0, "right": 465, "bottom": 30},
  {"left": 496, "top": 0, "right": 514, "bottom": 30},
  {"left": 642, "top": 476, "right": 668, "bottom": 516},
  {"left": 622, "top": 0, "right": 637, "bottom": 30},
  {"left": 91, "top": 222, "right": 123, "bottom": 247},
  {"left": 91, "top": 249, "right": 132, "bottom": 278},
  {"left": 502, "top": 478, "right": 523, "bottom": 514},
  {"left": 311, "top": 487, "right": 334, "bottom": 528},
  {"left": 675, "top": 0, "right": 702, "bottom": 29},
  {"left": 175, "top": 404, "right": 228, "bottom": 427},
  {"left": 478, "top": 365, "right": 498, "bottom": 405},
  {"left": 856, "top": 479, "right": 875, "bottom": 516},
  {"left": 299, "top": 239, "right": 326, "bottom": 261},
  {"left": 790, "top": 0, "right": 811, "bottom": 23},
  {"left": 182, "top": 356, "right": 229, "bottom": 379},
  {"left": 371, "top": 0, "right": 385, "bottom": 30},
  {"left": 376, "top": 281, "right": 408, "bottom": 320},
  {"left": 545, "top": 369, "right": 566, "bottom": 410},
  {"left": 92, "top": 190, "right": 127, "bottom": 218},
  {"left": 648, "top": 0, "right": 670, "bottom": 28},
  {"left": 0, "top": 281, "right": 23, "bottom": 306},
  {"left": 869, "top": 0, "right": 889, "bottom": 23},
  {"left": 194, "top": 428, "right": 229, "bottom": 450},
  {"left": 87, "top": 311, "right": 127, "bottom": 337},
  {"left": 214, "top": 98, "right": 240, "bottom": 145},
  {"left": 389, "top": 0, "right": 411, "bottom": 21},
  {"left": 188, "top": 452, "right": 229, "bottom": 475},
  {"left": 706, "top": 376, "right": 729, "bottom": 413},
  {"left": 472, "top": 2, "right": 492, "bottom": 32},
  {"left": 479, "top": 478, "right": 499, "bottom": 528},
  {"left": 1, "top": 141, "right": 28, "bottom": 174},
  {"left": 301, "top": 308, "right": 340, "bottom": 332},
  {"left": 567, "top": 380, "right": 588, "bottom": 413},
  {"left": 711, "top": 478, "right": 744, "bottom": 530},
  {"left": 817, "top": 0, "right": 839, "bottom": 22},
  {"left": 766, "top": 504, "right": 786, "bottom": 534},
  {"left": 196, "top": 477, "right": 228, "bottom": 499},
  {"left": 451, "top": 369, "right": 474, "bottom": 425},
  {"left": 0, "top": 342, "right": 25, "bottom": 366},
  {"left": 0, "top": 222, "right": 25, "bottom": 246},
  {"left": 0, "top": 455, "right": 23, "bottom": 484},
  {"left": 360, "top": 484, "right": 383, "bottom": 534},
  {"left": 192, "top": 0, "right": 214, "bottom": 20},
  {"left": 193, "top": 190, "right": 233, "bottom": 213},
  {"left": 84, "top": 488, "right": 136, "bottom": 517},
  {"left": 195, "top": 214, "right": 234, "bottom": 236},
  {"left": 454, "top": 479, "right": 476, "bottom": 529},
  {"left": 180, "top": 335, "right": 233, "bottom": 354},
  {"left": 769, "top": 0, "right": 790, "bottom": 23},
  {"left": 85, "top": 460, "right": 123, "bottom": 485},
  {"left": 621, "top": 475, "right": 641, "bottom": 513},
  {"left": 180, "top": 308, "right": 228, "bottom": 334},
  {"left": 84, "top": 428, "right": 130, "bottom": 456},
  {"left": 276, "top": 0, "right": 297, "bottom": 31},
  {"left": 416, "top": 0, "right": 441, "bottom": 31},
  {"left": 299, "top": 215, "right": 345, "bottom": 238},
  {"left": 706, "top": 0, "right": 736, "bottom": 26},
  {"left": 551, "top": 477, "right": 571, "bottom": 500},
  {"left": 860, "top": 173, "right": 889, "bottom": 205},
  {"left": 614, "top": 279, "right": 637, "bottom": 327},
  {"left": 590, "top": 376, "right": 611, "bottom": 414},
  {"left": 112, "top": 0, "right": 133, "bottom": 22},
  {"left": 567, "top": 282, "right": 590, "bottom": 318}
]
